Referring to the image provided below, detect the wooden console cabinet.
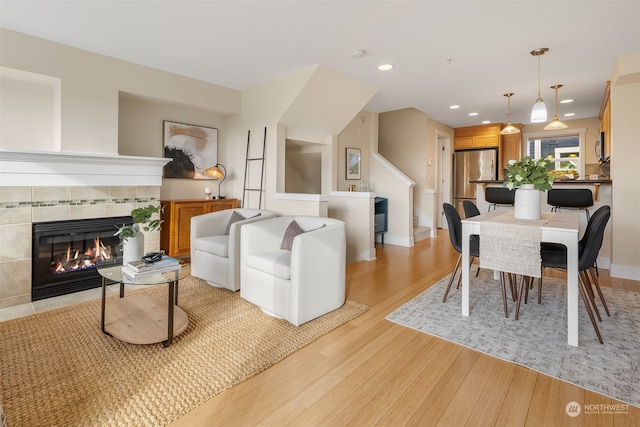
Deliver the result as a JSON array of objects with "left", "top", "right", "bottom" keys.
[{"left": 160, "top": 198, "right": 238, "bottom": 258}]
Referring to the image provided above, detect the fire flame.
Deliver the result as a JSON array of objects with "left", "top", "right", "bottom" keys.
[{"left": 53, "top": 236, "right": 112, "bottom": 274}]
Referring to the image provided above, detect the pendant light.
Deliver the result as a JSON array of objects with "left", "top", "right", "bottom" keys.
[
  {"left": 544, "top": 84, "right": 569, "bottom": 130},
  {"left": 530, "top": 48, "right": 549, "bottom": 123},
  {"left": 500, "top": 93, "right": 520, "bottom": 135}
]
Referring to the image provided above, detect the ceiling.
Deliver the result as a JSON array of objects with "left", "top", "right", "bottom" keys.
[{"left": 1, "top": 1, "right": 638, "bottom": 128}]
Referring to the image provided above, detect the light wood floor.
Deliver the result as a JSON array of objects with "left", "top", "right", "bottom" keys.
[{"left": 171, "top": 231, "right": 640, "bottom": 427}]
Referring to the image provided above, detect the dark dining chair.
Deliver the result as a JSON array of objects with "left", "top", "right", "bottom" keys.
[
  {"left": 442, "top": 203, "right": 479, "bottom": 302},
  {"left": 442, "top": 203, "right": 510, "bottom": 317},
  {"left": 519, "top": 205, "right": 611, "bottom": 343},
  {"left": 547, "top": 188, "right": 594, "bottom": 221},
  {"left": 462, "top": 200, "right": 481, "bottom": 218},
  {"left": 485, "top": 187, "right": 515, "bottom": 211},
  {"left": 538, "top": 205, "right": 611, "bottom": 316}
]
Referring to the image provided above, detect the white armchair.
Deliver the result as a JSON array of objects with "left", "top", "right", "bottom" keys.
[
  {"left": 191, "top": 208, "right": 277, "bottom": 291},
  {"left": 240, "top": 215, "right": 346, "bottom": 326}
]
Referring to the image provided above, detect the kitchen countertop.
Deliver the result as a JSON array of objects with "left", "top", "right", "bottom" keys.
[{"left": 470, "top": 179, "right": 612, "bottom": 184}]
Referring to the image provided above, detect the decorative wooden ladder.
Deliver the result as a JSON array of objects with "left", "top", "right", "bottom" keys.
[{"left": 242, "top": 127, "right": 267, "bottom": 209}]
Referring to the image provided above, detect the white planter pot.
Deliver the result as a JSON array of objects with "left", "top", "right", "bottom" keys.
[
  {"left": 514, "top": 184, "right": 542, "bottom": 220},
  {"left": 122, "top": 232, "right": 145, "bottom": 264}
]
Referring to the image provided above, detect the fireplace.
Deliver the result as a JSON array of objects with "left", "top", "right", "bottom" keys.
[{"left": 32, "top": 216, "right": 133, "bottom": 300}]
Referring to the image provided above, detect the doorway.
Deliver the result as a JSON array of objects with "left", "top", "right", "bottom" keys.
[{"left": 437, "top": 132, "right": 453, "bottom": 229}]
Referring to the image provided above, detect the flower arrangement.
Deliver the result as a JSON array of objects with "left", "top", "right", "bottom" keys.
[
  {"left": 503, "top": 156, "right": 554, "bottom": 191},
  {"left": 114, "top": 204, "right": 163, "bottom": 242}
]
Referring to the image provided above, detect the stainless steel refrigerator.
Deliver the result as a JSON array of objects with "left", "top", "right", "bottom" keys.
[{"left": 453, "top": 148, "right": 498, "bottom": 215}]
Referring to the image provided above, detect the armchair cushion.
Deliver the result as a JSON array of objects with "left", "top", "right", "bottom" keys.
[
  {"left": 192, "top": 235, "right": 229, "bottom": 257},
  {"left": 225, "top": 211, "right": 262, "bottom": 234},
  {"left": 246, "top": 249, "right": 292, "bottom": 280},
  {"left": 191, "top": 208, "right": 277, "bottom": 291},
  {"left": 224, "top": 210, "right": 247, "bottom": 234},
  {"left": 280, "top": 220, "right": 327, "bottom": 250},
  {"left": 280, "top": 220, "right": 305, "bottom": 250}
]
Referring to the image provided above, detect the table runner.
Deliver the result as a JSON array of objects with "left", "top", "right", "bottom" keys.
[{"left": 479, "top": 211, "right": 554, "bottom": 278}]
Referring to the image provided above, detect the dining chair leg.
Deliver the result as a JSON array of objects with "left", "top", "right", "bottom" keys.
[
  {"left": 537, "top": 275, "right": 543, "bottom": 304},
  {"left": 508, "top": 273, "right": 517, "bottom": 301},
  {"left": 500, "top": 272, "right": 509, "bottom": 318},
  {"left": 456, "top": 257, "right": 476, "bottom": 290},
  {"left": 578, "top": 275, "right": 603, "bottom": 344},
  {"left": 514, "top": 275, "right": 527, "bottom": 320},
  {"left": 587, "top": 267, "right": 610, "bottom": 316},
  {"left": 580, "top": 270, "right": 602, "bottom": 322},
  {"left": 442, "top": 254, "right": 462, "bottom": 303}
]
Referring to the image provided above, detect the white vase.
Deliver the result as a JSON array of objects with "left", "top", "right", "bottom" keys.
[
  {"left": 122, "top": 232, "right": 145, "bottom": 264},
  {"left": 514, "top": 184, "right": 542, "bottom": 220}
]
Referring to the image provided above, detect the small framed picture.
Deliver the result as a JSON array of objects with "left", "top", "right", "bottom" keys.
[
  {"left": 346, "top": 147, "right": 361, "bottom": 180},
  {"left": 163, "top": 120, "right": 218, "bottom": 179}
]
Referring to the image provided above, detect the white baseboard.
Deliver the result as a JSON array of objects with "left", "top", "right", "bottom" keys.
[
  {"left": 610, "top": 263, "right": 640, "bottom": 280},
  {"left": 379, "top": 234, "right": 413, "bottom": 247}
]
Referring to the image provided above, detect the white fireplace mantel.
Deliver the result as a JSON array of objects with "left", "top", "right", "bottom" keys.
[{"left": 0, "top": 149, "right": 170, "bottom": 187}]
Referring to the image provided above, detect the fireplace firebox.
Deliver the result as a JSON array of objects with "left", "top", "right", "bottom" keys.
[{"left": 32, "top": 216, "right": 133, "bottom": 300}]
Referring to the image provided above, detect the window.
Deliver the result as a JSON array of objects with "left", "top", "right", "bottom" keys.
[{"left": 524, "top": 128, "right": 586, "bottom": 178}]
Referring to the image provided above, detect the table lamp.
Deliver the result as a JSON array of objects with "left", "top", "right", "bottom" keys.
[{"left": 205, "top": 164, "right": 226, "bottom": 199}]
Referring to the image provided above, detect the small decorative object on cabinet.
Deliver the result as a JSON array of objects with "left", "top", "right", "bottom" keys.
[
  {"left": 374, "top": 197, "right": 388, "bottom": 244},
  {"left": 160, "top": 198, "right": 238, "bottom": 258}
]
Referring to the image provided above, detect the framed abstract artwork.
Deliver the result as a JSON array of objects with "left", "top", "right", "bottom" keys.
[
  {"left": 346, "top": 147, "right": 361, "bottom": 180},
  {"left": 163, "top": 121, "right": 218, "bottom": 179}
]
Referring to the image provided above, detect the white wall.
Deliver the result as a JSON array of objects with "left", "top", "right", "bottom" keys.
[
  {"left": 336, "top": 111, "right": 377, "bottom": 191},
  {"left": 0, "top": 29, "right": 239, "bottom": 155},
  {"left": 370, "top": 154, "right": 415, "bottom": 247},
  {"left": 118, "top": 92, "right": 230, "bottom": 200},
  {"left": 610, "top": 53, "right": 640, "bottom": 280},
  {"left": 378, "top": 108, "right": 454, "bottom": 234},
  {"left": 328, "top": 192, "right": 376, "bottom": 263},
  {"left": 0, "top": 68, "right": 60, "bottom": 151}
]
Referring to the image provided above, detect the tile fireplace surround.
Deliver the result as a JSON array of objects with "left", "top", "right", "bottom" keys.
[{"left": 0, "top": 150, "right": 169, "bottom": 309}]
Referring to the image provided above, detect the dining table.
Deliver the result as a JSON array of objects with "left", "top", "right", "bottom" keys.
[{"left": 461, "top": 210, "right": 581, "bottom": 346}]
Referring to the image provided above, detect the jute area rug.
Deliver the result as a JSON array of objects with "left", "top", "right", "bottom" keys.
[
  {"left": 386, "top": 269, "right": 640, "bottom": 409},
  {"left": 0, "top": 276, "right": 368, "bottom": 427}
]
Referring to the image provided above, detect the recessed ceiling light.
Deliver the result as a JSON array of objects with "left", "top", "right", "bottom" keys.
[
  {"left": 377, "top": 64, "right": 394, "bottom": 71},
  {"left": 481, "top": 120, "right": 491, "bottom": 124},
  {"left": 449, "top": 105, "right": 461, "bottom": 109},
  {"left": 468, "top": 112, "right": 479, "bottom": 116},
  {"left": 560, "top": 99, "right": 574, "bottom": 104},
  {"left": 563, "top": 113, "right": 576, "bottom": 117}
]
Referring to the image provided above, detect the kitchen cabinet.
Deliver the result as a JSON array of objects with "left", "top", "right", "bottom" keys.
[
  {"left": 454, "top": 124, "right": 501, "bottom": 150},
  {"left": 160, "top": 198, "right": 238, "bottom": 258},
  {"left": 498, "top": 125, "right": 523, "bottom": 179}
]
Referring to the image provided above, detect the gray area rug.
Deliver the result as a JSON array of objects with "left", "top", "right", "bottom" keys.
[{"left": 386, "top": 269, "right": 640, "bottom": 408}]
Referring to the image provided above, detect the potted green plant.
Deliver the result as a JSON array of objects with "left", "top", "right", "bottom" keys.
[
  {"left": 114, "top": 204, "right": 163, "bottom": 262},
  {"left": 503, "top": 156, "right": 554, "bottom": 191},
  {"left": 503, "top": 156, "right": 554, "bottom": 219}
]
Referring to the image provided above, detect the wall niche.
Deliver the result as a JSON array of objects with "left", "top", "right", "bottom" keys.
[{"left": 285, "top": 138, "right": 322, "bottom": 194}]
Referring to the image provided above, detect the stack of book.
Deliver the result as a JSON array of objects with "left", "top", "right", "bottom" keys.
[{"left": 121, "top": 256, "right": 181, "bottom": 278}]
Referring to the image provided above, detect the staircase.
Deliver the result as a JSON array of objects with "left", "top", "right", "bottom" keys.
[{"left": 413, "top": 216, "right": 431, "bottom": 243}]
